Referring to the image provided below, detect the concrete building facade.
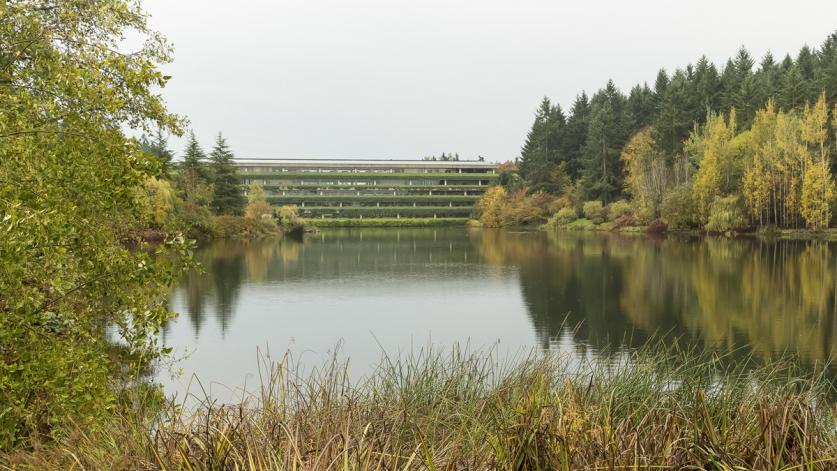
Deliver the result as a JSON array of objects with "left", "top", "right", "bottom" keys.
[{"left": 235, "top": 158, "right": 498, "bottom": 219}]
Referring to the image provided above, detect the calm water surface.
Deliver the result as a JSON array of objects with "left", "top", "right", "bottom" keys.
[{"left": 162, "top": 228, "right": 837, "bottom": 397}]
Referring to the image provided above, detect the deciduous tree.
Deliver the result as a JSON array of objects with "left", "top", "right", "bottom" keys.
[
  {"left": 620, "top": 128, "right": 668, "bottom": 216},
  {"left": 0, "top": 0, "right": 187, "bottom": 447}
]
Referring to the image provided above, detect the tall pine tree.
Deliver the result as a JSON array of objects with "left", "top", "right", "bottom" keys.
[
  {"left": 181, "top": 130, "right": 206, "bottom": 175},
  {"left": 139, "top": 126, "right": 174, "bottom": 173},
  {"left": 177, "top": 131, "right": 212, "bottom": 205},
  {"left": 654, "top": 69, "right": 698, "bottom": 157},
  {"left": 519, "top": 97, "right": 565, "bottom": 181},
  {"left": 691, "top": 56, "right": 721, "bottom": 113},
  {"left": 209, "top": 133, "right": 246, "bottom": 215},
  {"left": 628, "top": 83, "right": 655, "bottom": 129},
  {"left": 560, "top": 93, "right": 591, "bottom": 180},
  {"left": 582, "top": 80, "right": 631, "bottom": 203}
]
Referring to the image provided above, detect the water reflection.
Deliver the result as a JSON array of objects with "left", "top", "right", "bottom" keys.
[
  {"left": 483, "top": 231, "right": 837, "bottom": 365},
  {"left": 165, "top": 228, "right": 837, "bottom": 392}
]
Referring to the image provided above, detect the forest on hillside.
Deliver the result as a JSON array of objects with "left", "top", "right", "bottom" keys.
[{"left": 483, "top": 32, "right": 837, "bottom": 232}]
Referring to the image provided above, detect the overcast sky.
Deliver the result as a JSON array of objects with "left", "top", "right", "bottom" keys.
[{"left": 144, "top": 0, "right": 837, "bottom": 163}]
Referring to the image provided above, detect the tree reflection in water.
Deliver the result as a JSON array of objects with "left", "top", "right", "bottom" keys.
[
  {"left": 477, "top": 230, "right": 837, "bottom": 367},
  {"left": 169, "top": 228, "right": 836, "bottom": 371}
]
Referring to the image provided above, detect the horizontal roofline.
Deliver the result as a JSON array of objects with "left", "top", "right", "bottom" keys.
[
  {"left": 234, "top": 158, "right": 495, "bottom": 162},
  {"left": 232, "top": 158, "right": 497, "bottom": 166}
]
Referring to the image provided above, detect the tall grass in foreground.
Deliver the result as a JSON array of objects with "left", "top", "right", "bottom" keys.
[{"left": 4, "top": 345, "right": 837, "bottom": 470}]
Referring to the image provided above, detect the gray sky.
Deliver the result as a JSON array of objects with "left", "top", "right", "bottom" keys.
[{"left": 144, "top": 0, "right": 837, "bottom": 163}]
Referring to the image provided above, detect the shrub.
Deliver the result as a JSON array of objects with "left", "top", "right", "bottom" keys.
[
  {"left": 633, "top": 205, "right": 656, "bottom": 225},
  {"left": 612, "top": 214, "right": 637, "bottom": 229},
  {"left": 647, "top": 218, "right": 668, "bottom": 234},
  {"left": 277, "top": 205, "right": 306, "bottom": 234},
  {"left": 212, "top": 215, "right": 277, "bottom": 239},
  {"left": 173, "top": 200, "right": 215, "bottom": 240},
  {"left": 551, "top": 207, "right": 578, "bottom": 226},
  {"left": 661, "top": 183, "right": 696, "bottom": 230},
  {"left": 705, "top": 195, "right": 748, "bottom": 233},
  {"left": 476, "top": 186, "right": 507, "bottom": 227},
  {"left": 498, "top": 170, "right": 523, "bottom": 192},
  {"left": 247, "top": 182, "right": 267, "bottom": 204},
  {"left": 551, "top": 195, "right": 573, "bottom": 211},
  {"left": 477, "top": 187, "right": 554, "bottom": 227},
  {"left": 245, "top": 200, "right": 273, "bottom": 220},
  {"left": 607, "top": 199, "right": 632, "bottom": 221},
  {"left": 135, "top": 176, "right": 176, "bottom": 229},
  {"left": 582, "top": 201, "right": 607, "bottom": 224},
  {"left": 499, "top": 190, "right": 555, "bottom": 226}
]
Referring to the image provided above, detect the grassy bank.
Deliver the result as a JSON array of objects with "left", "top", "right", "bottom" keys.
[
  {"left": 210, "top": 215, "right": 283, "bottom": 239},
  {"left": 757, "top": 227, "right": 837, "bottom": 241},
  {"left": 5, "top": 347, "right": 835, "bottom": 470},
  {"left": 547, "top": 218, "right": 837, "bottom": 241},
  {"left": 306, "top": 217, "right": 469, "bottom": 227},
  {"left": 548, "top": 217, "right": 650, "bottom": 233}
]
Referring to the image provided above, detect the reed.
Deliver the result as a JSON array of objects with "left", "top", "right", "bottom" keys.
[{"left": 4, "top": 344, "right": 836, "bottom": 470}]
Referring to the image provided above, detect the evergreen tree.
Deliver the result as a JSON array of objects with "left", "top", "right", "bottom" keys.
[
  {"left": 816, "top": 32, "right": 837, "bottom": 106},
  {"left": 756, "top": 52, "right": 780, "bottom": 105},
  {"left": 582, "top": 81, "right": 631, "bottom": 203},
  {"left": 209, "top": 133, "right": 246, "bottom": 215},
  {"left": 177, "top": 131, "right": 212, "bottom": 205},
  {"left": 734, "top": 74, "right": 760, "bottom": 129},
  {"left": 691, "top": 56, "right": 721, "bottom": 113},
  {"left": 780, "top": 64, "right": 806, "bottom": 110},
  {"left": 182, "top": 131, "right": 207, "bottom": 174},
  {"left": 796, "top": 45, "right": 818, "bottom": 103},
  {"left": 733, "top": 47, "right": 756, "bottom": 79},
  {"left": 654, "top": 70, "right": 698, "bottom": 157},
  {"left": 719, "top": 58, "right": 739, "bottom": 112},
  {"left": 519, "top": 97, "right": 565, "bottom": 180},
  {"left": 653, "top": 69, "right": 670, "bottom": 104},
  {"left": 559, "top": 93, "right": 591, "bottom": 180},
  {"left": 628, "top": 83, "right": 655, "bottom": 129},
  {"left": 139, "top": 126, "right": 174, "bottom": 173}
]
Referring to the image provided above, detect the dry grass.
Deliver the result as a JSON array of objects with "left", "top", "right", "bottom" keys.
[{"left": 4, "top": 345, "right": 837, "bottom": 470}]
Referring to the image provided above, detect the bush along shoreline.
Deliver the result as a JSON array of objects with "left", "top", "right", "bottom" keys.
[
  {"left": 470, "top": 177, "right": 837, "bottom": 240},
  {"left": 4, "top": 345, "right": 836, "bottom": 470}
]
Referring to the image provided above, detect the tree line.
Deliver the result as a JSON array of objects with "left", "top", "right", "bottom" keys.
[
  {"left": 140, "top": 130, "right": 245, "bottom": 216},
  {"left": 514, "top": 31, "right": 837, "bottom": 230},
  {"left": 138, "top": 130, "right": 306, "bottom": 238},
  {"left": 423, "top": 152, "right": 461, "bottom": 161}
]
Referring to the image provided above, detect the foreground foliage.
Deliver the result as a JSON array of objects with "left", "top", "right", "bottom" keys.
[
  {"left": 5, "top": 347, "right": 836, "bottom": 470},
  {"left": 0, "top": 0, "right": 188, "bottom": 449}
]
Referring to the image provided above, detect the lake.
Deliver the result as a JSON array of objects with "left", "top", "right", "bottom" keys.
[{"left": 161, "top": 228, "right": 837, "bottom": 398}]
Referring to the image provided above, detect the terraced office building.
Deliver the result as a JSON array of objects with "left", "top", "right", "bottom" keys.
[{"left": 236, "top": 159, "right": 498, "bottom": 220}]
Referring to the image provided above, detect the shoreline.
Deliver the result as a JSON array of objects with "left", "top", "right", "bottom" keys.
[{"left": 547, "top": 218, "right": 837, "bottom": 241}]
